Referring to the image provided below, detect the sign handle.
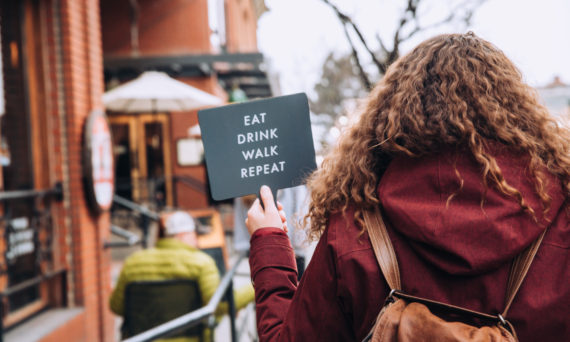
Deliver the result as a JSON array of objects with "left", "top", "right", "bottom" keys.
[{"left": 258, "top": 187, "right": 278, "bottom": 211}]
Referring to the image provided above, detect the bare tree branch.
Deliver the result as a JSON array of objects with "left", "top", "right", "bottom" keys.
[
  {"left": 341, "top": 24, "right": 372, "bottom": 91},
  {"left": 400, "top": 0, "right": 488, "bottom": 43},
  {"left": 347, "top": 18, "right": 387, "bottom": 74},
  {"left": 375, "top": 33, "right": 389, "bottom": 56},
  {"left": 388, "top": 0, "right": 420, "bottom": 65},
  {"left": 321, "top": 0, "right": 387, "bottom": 74},
  {"left": 461, "top": 0, "right": 488, "bottom": 26},
  {"left": 317, "top": 0, "right": 488, "bottom": 100},
  {"left": 399, "top": 12, "right": 453, "bottom": 43}
]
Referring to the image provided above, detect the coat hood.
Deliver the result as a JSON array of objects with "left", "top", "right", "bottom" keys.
[{"left": 378, "top": 146, "right": 565, "bottom": 275}]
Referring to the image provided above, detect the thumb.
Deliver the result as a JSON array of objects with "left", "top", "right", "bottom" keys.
[{"left": 260, "top": 185, "right": 277, "bottom": 213}]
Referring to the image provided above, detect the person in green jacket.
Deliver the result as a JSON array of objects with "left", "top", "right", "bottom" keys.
[{"left": 110, "top": 211, "right": 254, "bottom": 341}]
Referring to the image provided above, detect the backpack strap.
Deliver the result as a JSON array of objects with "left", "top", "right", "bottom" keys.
[
  {"left": 363, "top": 206, "right": 547, "bottom": 318},
  {"left": 363, "top": 208, "right": 401, "bottom": 291},
  {"left": 502, "top": 228, "right": 546, "bottom": 316}
]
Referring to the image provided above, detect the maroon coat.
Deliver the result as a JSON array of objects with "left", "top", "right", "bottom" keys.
[{"left": 249, "top": 148, "right": 570, "bottom": 341}]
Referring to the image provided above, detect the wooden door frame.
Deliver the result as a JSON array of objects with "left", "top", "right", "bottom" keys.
[
  {"left": 136, "top": 113, "right": 173, "bottom": 207},
  {"left": 2, "top": 0, "right": 54, "bottom": 327},
  {"left": 108, "top": 114, "right": 173, "bottom": 207}
]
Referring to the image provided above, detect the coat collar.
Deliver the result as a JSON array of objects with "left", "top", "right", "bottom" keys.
[{"left": 156, "top": 238, "right": 197, "bottom": 252}]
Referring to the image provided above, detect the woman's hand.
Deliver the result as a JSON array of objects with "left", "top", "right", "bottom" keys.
[{"left": 246, "top": 185, "right": 288, "bottom": 235}]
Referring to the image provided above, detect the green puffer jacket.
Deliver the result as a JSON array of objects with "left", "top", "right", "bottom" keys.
[{"left": 110, "top": 238, "right": 254, "bottom": 342}]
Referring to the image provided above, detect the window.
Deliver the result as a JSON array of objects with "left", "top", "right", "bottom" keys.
[
  {"left": 0, "top": 0, "right": 65, "bottom": 328},
  {"left": 208, "top": 0, "right": 226, "bottom": 51}
]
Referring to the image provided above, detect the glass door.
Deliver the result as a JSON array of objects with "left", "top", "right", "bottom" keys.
[
  {"left": 137, "top": 114, "right": 173, "bottom": 208},
  {"left": 109, "top": 114, "right": 172, "bottom": 208},
  {"left": 1, "top": 0, "right": 62, "bottom": 327},
  {"left": 110, "top": 118, "right": 140, "bottom": 202}
]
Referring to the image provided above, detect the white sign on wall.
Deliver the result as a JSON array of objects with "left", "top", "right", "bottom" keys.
[
  {"left": 6, "top": 217, "right": 34, "bottom": 261},
  {"left": 177, "top": 138, "right": 204, "bottom": 166},
  {"left": 83, "top": 111, "right": 114, "bottom": 212}
]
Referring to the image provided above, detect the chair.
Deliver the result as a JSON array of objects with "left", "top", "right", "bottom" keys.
[
  {"left": 122, "top": 279, "right": 206, "bottom": 341},
  {"left": 201, "top": 247, "right": 226, "bottom": 276}
]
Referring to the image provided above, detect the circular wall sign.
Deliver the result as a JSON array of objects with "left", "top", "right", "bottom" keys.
[{"left": 83, "top": 110, "right": 114, "bottom": 212}]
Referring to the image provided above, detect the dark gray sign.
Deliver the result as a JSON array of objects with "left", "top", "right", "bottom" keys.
[{"left": 198, "top": 93, "right": 316, "bottom": 201}]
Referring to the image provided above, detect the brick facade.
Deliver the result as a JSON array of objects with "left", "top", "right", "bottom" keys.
[
  {"left": 100, "top": 0, "right": 261, "bottom": 210},
  {"left": 0, "top": 0, "right": 265, "bottom": 339},
  {"left": 57, "top": 0, "right": 114, "bottom": 340},
  {"left": 1, "top": 0, "right": 114, "bottom": 340},
  {"left": 226, "top": 0, "right": 259, "bottom": 53},
  {"left": 101, "top": 0, "right": 212, "bottom": 56}
]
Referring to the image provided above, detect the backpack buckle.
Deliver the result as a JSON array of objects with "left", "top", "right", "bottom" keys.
[
  {"left": 497, "top": 314, "right": 507, "bottom": 326},
  {"left": 384, "top": 289, "right": 399, "bottom": 305}
]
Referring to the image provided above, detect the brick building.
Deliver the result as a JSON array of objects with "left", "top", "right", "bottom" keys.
[
  {"left": 0, "top": 0, "right": 114, "bottom": 340},
  {"left": 102, "top": 0, "right": 273, "bottom": 210},
  {"left": 0, "top": 0, "right": 270, "bottom": 340}
]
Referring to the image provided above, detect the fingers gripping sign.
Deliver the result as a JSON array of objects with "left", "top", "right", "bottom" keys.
[{"left": 246, "top": 185, "right": 288, "bottom": 235}]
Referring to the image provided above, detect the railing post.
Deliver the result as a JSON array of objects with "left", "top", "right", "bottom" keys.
[
  {"left": 1, "top": 296, "right": 4, "bottom": 342},
  {"left": 172, "top": 176, "right": 178, "bottom": 208},
  {"left": 227, "top": 280, "right": 237, "bottom": 342},
  {"left": 141, "top": 215, "right": 150, "bottom": 249}
]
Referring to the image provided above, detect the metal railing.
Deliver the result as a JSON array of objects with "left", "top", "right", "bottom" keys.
[
  {"left": 114, "top": 177, "right": 168, "bottom": 212},
  {"left": 0, "top": 185, "right": 62, "bottom": 202},
  {"left": 172, "top": 175, "right": 208, "bottom": 197},
  {"left": 123, "top": 251, "right": 246, "bottom": 342},
  {"left": 114, "top": 175, "right": 211, "bottom": 212},
  {"left": 109, "top": 195, "right": 160, "bottom": 248},
  {"left": 108, "top": 175, "right": 211, "bottom": 247},
  {"left": 104, "top": 225, "right": 142, "bottom": 248},
  {"left": 112, "top": 194, "right": 160, "bottom": 221}
]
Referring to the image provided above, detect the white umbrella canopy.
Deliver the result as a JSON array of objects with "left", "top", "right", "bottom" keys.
[{"left": 103, "top": 71, "right": 223, "bottom": 112}]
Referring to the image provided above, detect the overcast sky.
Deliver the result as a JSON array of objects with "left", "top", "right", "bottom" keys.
[{"left": 257, "top": 0, "right": 570, "bottom": 96}]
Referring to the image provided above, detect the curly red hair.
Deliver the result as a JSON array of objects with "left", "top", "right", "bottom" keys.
[{"left": 305, "top": 32, "right": 570, "bottom": 240}]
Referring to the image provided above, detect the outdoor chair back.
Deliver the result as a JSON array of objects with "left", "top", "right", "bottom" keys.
[{"left": 122, "top": 279, "right": 204, "bottom": 340}]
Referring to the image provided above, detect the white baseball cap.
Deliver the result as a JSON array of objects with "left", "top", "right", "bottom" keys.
[{"left": 163, "top": 211, "right": 195, "bottom": 236}]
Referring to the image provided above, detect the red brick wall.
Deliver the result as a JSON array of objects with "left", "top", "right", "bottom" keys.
[
  {"left": 101, "top": 0, "right": 261, "bottom": 56},
  {"left": 101, "top": 0, "right": 212, "bottom": 56},
  {"left": 169, "top": 77, "right": 227, "bottom": 210},
  {"left": 225, "top": 0, "right": 258, "bottom": 53},
  {"left": 44, "top": 0, "right": 113, "bottom": 340},
  {"left": 1, "top": 0, "right": 113, "bottom": 340},
  {"left": 40, "top": 0, "right": 71, "bottom": 304},
  {"left": 34, "top": 0, "right": 68, "bottom": 301},
  {"left": 56, "top": 0, "right": 114, "bottom": 340}
]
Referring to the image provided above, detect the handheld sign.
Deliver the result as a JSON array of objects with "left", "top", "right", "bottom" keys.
[{"left": 198, "top": 93, "right": 317, "bottom": 201}]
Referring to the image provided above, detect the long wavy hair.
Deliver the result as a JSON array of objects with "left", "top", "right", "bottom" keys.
[{"left": 305, "top": 32, "right": 570, "bottom": 240}]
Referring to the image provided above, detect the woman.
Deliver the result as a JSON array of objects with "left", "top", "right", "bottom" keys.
[{"left": 246, "top": 33, "right": 570, "bottom": 341}]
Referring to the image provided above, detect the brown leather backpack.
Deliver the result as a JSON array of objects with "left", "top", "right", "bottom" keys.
[{"left": 362, "top": 207, "right": 546, "bottom": 342}]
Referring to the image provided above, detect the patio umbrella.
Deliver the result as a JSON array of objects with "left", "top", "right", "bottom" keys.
[{"left": 103, "top": 71, "right": 223, "bottom": 112}]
